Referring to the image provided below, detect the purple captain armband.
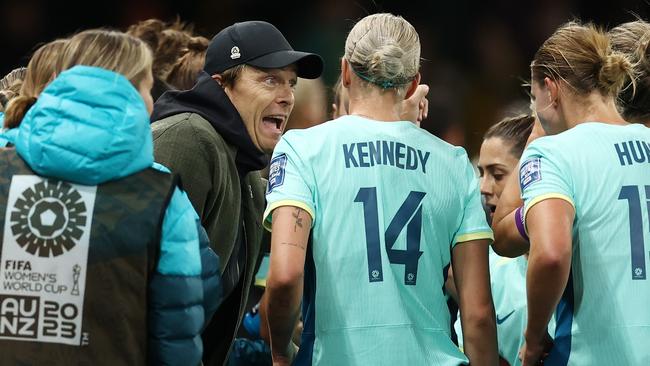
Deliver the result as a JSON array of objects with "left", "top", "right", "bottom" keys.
[{"left": 514, "top": 205, "right": 530, "bottom": 242}]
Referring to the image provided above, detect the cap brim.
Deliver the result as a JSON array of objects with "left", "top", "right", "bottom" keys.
[{"left": 247, "top": 50, "right": 323, "bottom": 79}]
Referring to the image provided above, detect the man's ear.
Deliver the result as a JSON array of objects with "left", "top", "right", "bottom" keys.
[
  {"left": 341, "top": 58, "right": 351, "bottom": 88},
  {"left": 404, "top": 73, "right": 421, "bottom": 100},
  {"left": 212, "top": 74, "right": 223, "bottom": 86}
]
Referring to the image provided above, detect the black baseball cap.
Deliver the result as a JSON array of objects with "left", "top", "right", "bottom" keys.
[{"left": 204, "top": 21, "right": 324, "bottom": 79}]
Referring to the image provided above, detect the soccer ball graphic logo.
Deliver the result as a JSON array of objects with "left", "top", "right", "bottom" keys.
[
  {"left": 10, "top": 180, "right": 87, "bottom": 257},
  {"left": 635, "top": 267, "right": 643, "bottom": 277}
]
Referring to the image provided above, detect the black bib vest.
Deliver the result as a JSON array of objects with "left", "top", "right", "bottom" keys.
[{"left": 0, "top": 149, "right": 176, "bottom": 365}]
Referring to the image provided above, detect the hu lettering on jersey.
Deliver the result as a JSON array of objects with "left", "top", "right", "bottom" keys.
[
  {"left": 342, "top": 141, "right": 430, "bottom": 173},
  {"left": 614, "top": 140, "right": 650, "bottom": 166}
]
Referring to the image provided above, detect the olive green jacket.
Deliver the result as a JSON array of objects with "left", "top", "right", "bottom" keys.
[{"left": 152, "top": 112, "right": 267, "bottom": 366}]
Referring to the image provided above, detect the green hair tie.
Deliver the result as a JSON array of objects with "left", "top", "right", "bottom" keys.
[{"left": 351, "top": 65, "right": 408, "bottom": 89}]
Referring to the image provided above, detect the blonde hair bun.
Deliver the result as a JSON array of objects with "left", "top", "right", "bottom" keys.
[
  {"left": 599, "top": 52, "right": 634, "bottom": 95},
  {"left": 344, "top": 13, "right": 420, "bottom": 89}
]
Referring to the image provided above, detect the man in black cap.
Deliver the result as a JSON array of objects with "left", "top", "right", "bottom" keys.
[{"left": 149, "top": 21, "right": 323, "bottom": 365}]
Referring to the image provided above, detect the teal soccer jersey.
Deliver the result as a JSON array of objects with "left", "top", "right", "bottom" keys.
[
  {"left": 520, "top": 122, "right": 650, "bottom": 366},
  {"left": 455, "top": 249, "right": 556, "bottom": 366},
  {"left": 264, "top": 115, "right": 493, "bottom": 365}
]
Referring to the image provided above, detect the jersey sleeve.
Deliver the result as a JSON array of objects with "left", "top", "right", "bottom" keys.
[
  {"left": 519, "top": 138, "right": 575, "bottom": 224},
  {"left": 263, "top": 134, "right": 316, "bottom": 231},
  {"left": 453, "top": 153, "right": 494, "bottom": 246}
]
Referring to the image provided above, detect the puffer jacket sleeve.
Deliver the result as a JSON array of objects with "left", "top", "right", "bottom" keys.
[
  {"left": 148, "top": 187, "right": 206, "bottom": 366},
  {"left": 198, "top": 218, "right": 222, "bottom": 329}
]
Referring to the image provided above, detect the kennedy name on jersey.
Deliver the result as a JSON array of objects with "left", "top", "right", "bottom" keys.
[{"left": 343, "top": 141, "right": 431, "bottom": 173}]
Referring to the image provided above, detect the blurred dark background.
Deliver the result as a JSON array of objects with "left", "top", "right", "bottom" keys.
[{"left": 1, "top": 0, "right": 648, "bottom": 156}]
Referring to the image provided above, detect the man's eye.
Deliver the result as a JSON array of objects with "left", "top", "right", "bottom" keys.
[
  {"left": 264, "top": 77, "right": 277, "bottom": 86},
  {"left": 494, "top": 174, "right": 505, "bottom": 181}
]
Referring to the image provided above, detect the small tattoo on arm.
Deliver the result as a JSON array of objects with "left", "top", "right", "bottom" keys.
[
  {"left": 280, "top": 241, "right": 306, "bottom": 250},
  {"left": 292, "top": 208, "right": 304, "bottom": 232}
]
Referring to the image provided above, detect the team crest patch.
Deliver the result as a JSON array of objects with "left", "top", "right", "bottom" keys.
[
  {"left": 520, "top": 157, "right": 542, "bottom": 190},
  {"left": 267, "top": 154, "right": 287, "bottom": 193}
]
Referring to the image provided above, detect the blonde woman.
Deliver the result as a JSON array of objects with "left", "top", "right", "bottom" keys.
[
  {"left": 264, "top": 13, "right": 497, "bottom": 366},
  {"left": 494, "top": 21, "right": 650, "bottom": 365},
  {"left": 0, "top": 39, "right": 67, "bottom": 146},
  {"left": 0, "top": 29, "right": 219, "bottom": 365}
]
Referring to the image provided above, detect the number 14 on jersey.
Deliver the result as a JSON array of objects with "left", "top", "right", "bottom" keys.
[{"left": 355, "top": 187, "right": 425, "bottom": 286}]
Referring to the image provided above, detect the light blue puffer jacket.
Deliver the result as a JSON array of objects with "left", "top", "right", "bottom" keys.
[
  {"left": 0, "top": 112, "right": 17, "bottom": 147},
  {"left": 14, "top": 65, "right": 221, "bottom": 365}
]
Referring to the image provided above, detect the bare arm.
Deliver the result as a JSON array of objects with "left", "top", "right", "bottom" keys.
[
  {"left": 492, "top": 170, "right": 529, "bottom": 257},
  {"left": 259, "top": 293, "right": 270, "bottom": 343},
  {"left": 492, "top": 120, "right": 546, "bottom": 257},
  {"left": 265, "top": 206, "right": 312, "bottom": 365},
  {"left": 453, "top": 239, "right": 498, "bottom": 366},
  {"left": 520, "top": 199, "right": 573, "bottom": 365}
]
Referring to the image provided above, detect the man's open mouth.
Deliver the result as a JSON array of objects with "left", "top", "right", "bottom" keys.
[{"left": 262, "top": 115, "right": 286, "bottom": 131}]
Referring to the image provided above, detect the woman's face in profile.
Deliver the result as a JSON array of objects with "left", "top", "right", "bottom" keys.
[{"left": 478, "top": 137, "right": 519, "bottom": 219}]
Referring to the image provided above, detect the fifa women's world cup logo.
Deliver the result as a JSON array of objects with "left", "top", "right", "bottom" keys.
[{"left": 10, "top": 180, "right": 88, "bottom": 257}]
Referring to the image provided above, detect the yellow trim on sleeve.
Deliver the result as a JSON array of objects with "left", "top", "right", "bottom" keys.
[
  {"left": 523, "top": 193, "right": 575, "bottom": 222},
  {"left": 263, "top": 200, "right": 315, "bottom": 232},
  {"left": 254, "top": 278, "right": 267, "bottom": 288},
  {"left": 455, "top": 231, "right": 494, "bottom": 244}
]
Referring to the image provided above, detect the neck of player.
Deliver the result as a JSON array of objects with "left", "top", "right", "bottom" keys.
[
  {"left": 348, "top": 90, "right": 404, "bottom": 122},
  {"left": 560, "top": 91, "right": 627, "bottom": 129}
]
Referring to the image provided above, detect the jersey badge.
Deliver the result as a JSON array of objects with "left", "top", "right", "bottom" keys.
[
  {"left": 520, "top": 157, "right": 542, "bottom": 190},
  {"left": 267, "top": 154, "right": 287, "bottom": 193}
]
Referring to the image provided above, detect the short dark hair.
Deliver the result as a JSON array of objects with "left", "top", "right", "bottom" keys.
[
  {"left": 484, "top": 115, "right": 535, "bottom": 158},
  {"left": 218, "top": 64, "right": 247, "bottom": 88}
]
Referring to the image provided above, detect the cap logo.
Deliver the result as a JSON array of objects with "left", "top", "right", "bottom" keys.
[{"left": 230, "top": 46, "right": 241, "bottom": 60}]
